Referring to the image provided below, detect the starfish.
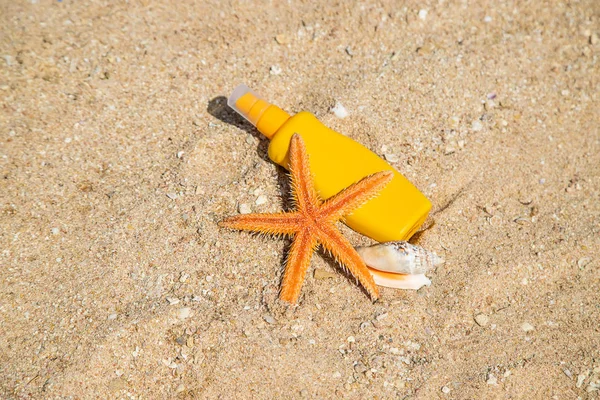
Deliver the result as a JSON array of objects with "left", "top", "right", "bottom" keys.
[{"left": 219, "top": 134, "right": 393, "bottom": 304}]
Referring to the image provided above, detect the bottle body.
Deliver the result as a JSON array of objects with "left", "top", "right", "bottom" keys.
[{"left": 268, "top": 112, "right": 431, "bottom": 242}]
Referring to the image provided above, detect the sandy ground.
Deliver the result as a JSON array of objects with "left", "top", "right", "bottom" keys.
[{"left": 1, "top": 0, "right": 599, "bottom": 398}]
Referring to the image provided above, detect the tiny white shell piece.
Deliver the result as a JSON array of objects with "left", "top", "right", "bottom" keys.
[
  {"left": 367, "top": 268, "right": 431, "bottom": 290},
  {"left": 356, "top": 241, "right": 443, "bottom": 275}
]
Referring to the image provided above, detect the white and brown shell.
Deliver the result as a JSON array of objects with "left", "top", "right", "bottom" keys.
[{"left": 356, "top": 241, "right": 444, "bottom": 290}]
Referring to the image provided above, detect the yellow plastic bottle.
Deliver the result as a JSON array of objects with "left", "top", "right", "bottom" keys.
[{"left": 228, "top": 85, "right": 431, "bottom": 243}]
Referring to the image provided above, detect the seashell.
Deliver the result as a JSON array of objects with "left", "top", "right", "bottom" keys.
[
  {"left": 356, "top": 241, "right": 444, "bottom": 290},
  {"left": 356, "top": 241, "right": 444, "bottom": 274},
  {"left": 367, "top": 268, "right": 432, "bottom": 290}
]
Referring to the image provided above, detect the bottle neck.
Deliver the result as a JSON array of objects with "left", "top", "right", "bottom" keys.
[{"left": 255, "top": 105, "right": 290, "bottom": 139}]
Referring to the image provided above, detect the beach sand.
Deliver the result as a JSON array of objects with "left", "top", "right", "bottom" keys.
[{"left": 1, "top": 0, "right": 599, "bottom": 398}]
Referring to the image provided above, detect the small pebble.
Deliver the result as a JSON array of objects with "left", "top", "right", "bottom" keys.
[
  {"left": 474, "top": 313, "right": 490, "bottom": 327},
  {"left": 376, "top": 313, "right": 388, "bottom": 321},
  {"left": 448, "top": 116, "right": 460, "bottom": 128},
  {"left": 398, "top": 356, "right": 411, "bottom": 365},
  {"left": 563, "top": 369, "right": 573, "bottom": 379},
  {"left": 484, "top": 16, "right": 492, "bottom": 23},
  {"left": 2, "top": 55, "right": 13, "bottom": 66},
  {"left": 486, "top": 373, "right": 498, "bottom": 385},
  {"left": 404, "top": 340, "right": 421, "bottom": 351},
  {"left": 270, "top": 65, "right": 282, "bottom": 75},
  {"left": 444, "top": 146, "right": 456, "bottom": 155},
  {"left": 347, "top": 336, "right": 355, "bottom": 343},
  {"left": 263, "top": 315, "right": 276, "bottom": 324},
  {"left": 177, "top": 307, "right": 191, "bottom": 320},
  {"left": 275, "top": 34, "right": 290, "bottom": 45},
  {"left": 441, "top": 386, "right": 451, "bottom": 394},
  {"left": 238, "top": 203, "right": 252, "bottom": 214},
  {"left": 166, "top": 193, "right": 178, "bottom": 200},
  {"left": 175, "top": 384, "right": 186, "bottom": 394},
  {"left": 179, "top": 272, "right": 190, "bottom": 283},
  {"left": 521, "top": 322, "right": 535, "bottom": 332},
  {"left": 418, "top": 9, "right": 428, "bottom": 20},
  {"left": 166, "top": 297, "right": 180, "bottom": 305},
  {"left": 51, "top": 227, "right": 60, "bottom": 235},
  {"left": 331, "top": 102, "right": 348, "bottom": 119},
  {"left": 332, "top": 371, "right": 342, "bottom": 378},
  {"left": 107, "top": 313, "right": 118, "bottom": 320},
  {"left": 577, "top": 257, "right": 592, "bottom": 268},
  {"left": 255, "top": 195, "right": 268, "bottom": 206},
  {"left": 384, "top": 153, "right": 399, "bottom": 163},
  {"left": 471, "top": 120, "right": 483, "bottom": 131},
  {"left": 177, "top": 151, "right": 184, "bottom": 159}
]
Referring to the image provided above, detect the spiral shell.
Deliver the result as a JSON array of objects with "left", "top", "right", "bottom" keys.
[{"left": 356, "top": 241, "right": 444, "bottom": 290}]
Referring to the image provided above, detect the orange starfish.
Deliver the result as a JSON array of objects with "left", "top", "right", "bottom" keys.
[{"left": 220, "top": 134, "right": 393, "bottom": 304}]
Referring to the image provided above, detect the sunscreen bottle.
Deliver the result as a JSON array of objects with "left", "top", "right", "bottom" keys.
[{"left": 228, "top": 84, "right": 431, "bottom": 243}]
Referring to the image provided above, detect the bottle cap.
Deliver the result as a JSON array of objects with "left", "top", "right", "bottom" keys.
[{"left": 228, "top": 84, "right": 290, "bottom": 139}]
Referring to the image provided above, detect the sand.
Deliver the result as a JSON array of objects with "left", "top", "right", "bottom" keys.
[{"left": 1, "top": 0, "right": 599, "bottom": 398}]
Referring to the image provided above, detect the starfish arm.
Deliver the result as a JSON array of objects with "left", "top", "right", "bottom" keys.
[
  {"left": 319, "top": 170, "right": 394, "bottom": 220},
  {"left": 316, "top": 224, "right": 379, "bottom": 300},
  {"left": 219, "top": 212, "right": 302, "bottom": 236},
  {"left": 288, "top": 134, "right": 321, "bottom": 214},
  {"left": 280, "top": 228, "right": 318, "bottom": 304}
]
